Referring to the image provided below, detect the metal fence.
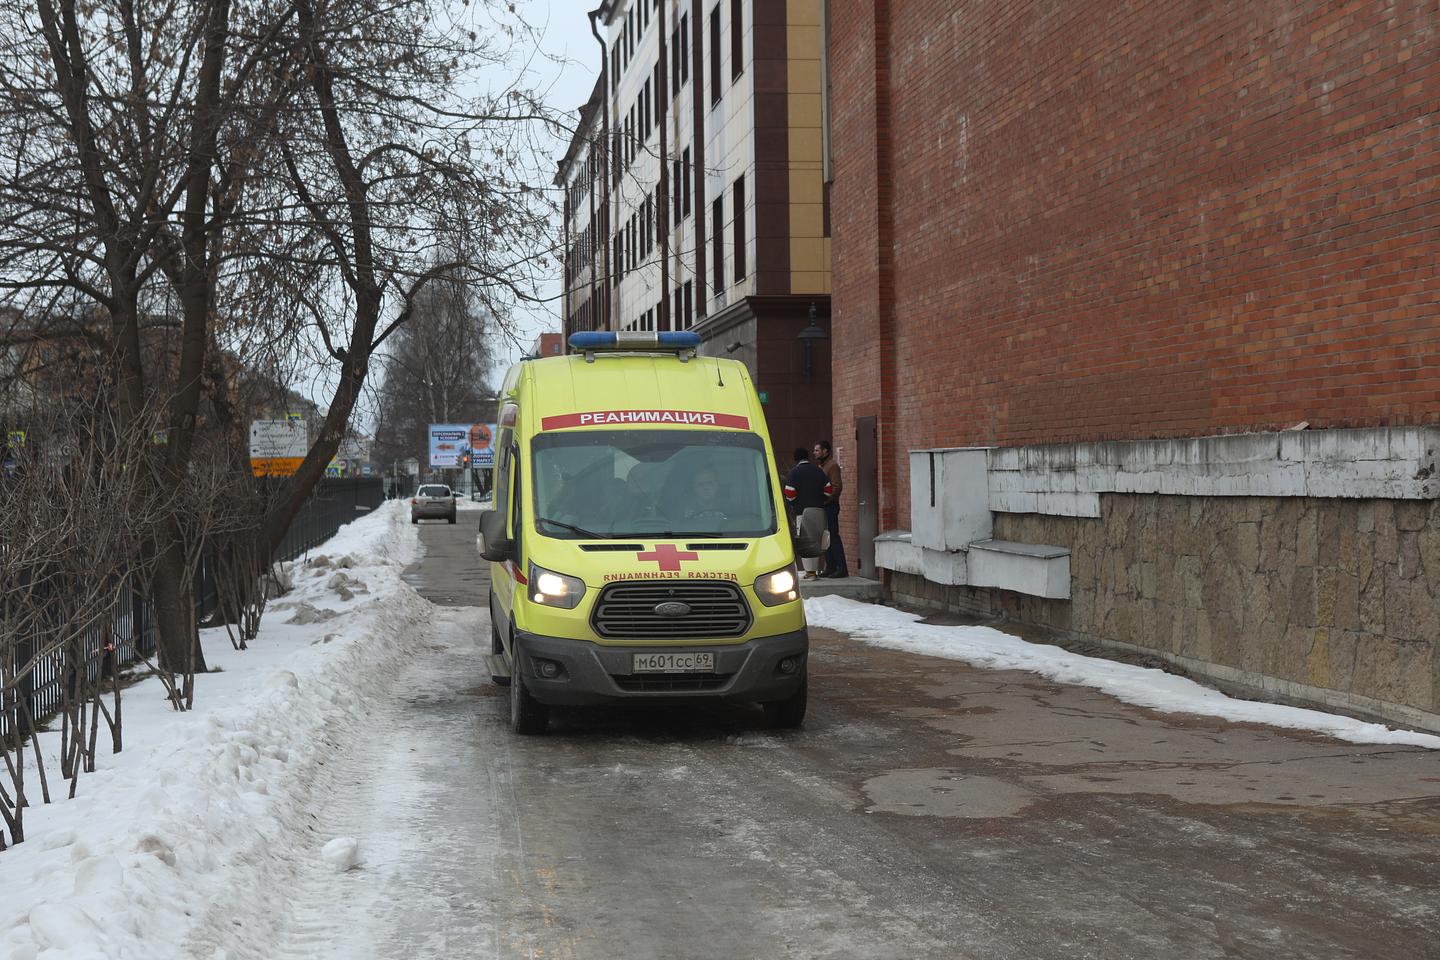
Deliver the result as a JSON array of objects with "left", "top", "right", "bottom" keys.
[
  {"left": 2, "top": 477, "right": 385, "bottom": 741},
  {"left": 270, "top": 478, "right": 386, "bottom": 561}
]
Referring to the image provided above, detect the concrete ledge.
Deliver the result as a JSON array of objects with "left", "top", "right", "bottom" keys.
[
  {"left": 799, "top": 576, "right": 883, "bottom": 602},
  {"left": 989, "top": 427, "right": 1440, "bottom": 516},
  {"left": 875, "top": 531, "right": 1071, "bottom": 598},
  {"left": 968, "top": 539, "right": 1071, "bottom": 600},
  {"left": 874, "top": 530, "right": 924, "bottom": 576}
]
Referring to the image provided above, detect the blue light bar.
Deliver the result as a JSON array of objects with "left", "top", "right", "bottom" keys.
[{"left": 568, "top": 331, "right": 701, "bottom": 352}]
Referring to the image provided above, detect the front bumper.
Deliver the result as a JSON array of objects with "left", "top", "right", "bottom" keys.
[{"left": 512, "top": 628, "right": 808, "bottom": 707}]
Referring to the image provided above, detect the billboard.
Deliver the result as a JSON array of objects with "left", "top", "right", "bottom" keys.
[
  {"left": 250, "top": 420, "right": 307, "bottom": 476},
  {"left": 429, "top": 423, "right": 496, "bottom": 468}
]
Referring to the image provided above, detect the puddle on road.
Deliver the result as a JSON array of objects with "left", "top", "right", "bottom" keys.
[{"left": 861, "top": 768, "right": 1039, "bottom": 818}]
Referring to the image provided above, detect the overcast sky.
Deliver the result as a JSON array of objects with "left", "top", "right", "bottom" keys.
[{"left": 345, "top": 2, "right": 599, "bottom": 434}]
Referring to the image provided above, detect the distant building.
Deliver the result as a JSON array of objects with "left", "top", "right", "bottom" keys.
[
  {"left": 529, "top": 333, "right": 565, "bottom": 359},
  {"left": 555, "top": 0, "right": 834, "bottom": 458}
]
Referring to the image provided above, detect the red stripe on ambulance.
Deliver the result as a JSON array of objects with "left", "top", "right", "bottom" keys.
[{"left": 541, "top": 410, "right": 750, "bottom": 430}]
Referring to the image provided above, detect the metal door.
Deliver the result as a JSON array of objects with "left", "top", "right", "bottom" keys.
[{"left": 855, "top": 416, "right": 879, "bottom": 579}]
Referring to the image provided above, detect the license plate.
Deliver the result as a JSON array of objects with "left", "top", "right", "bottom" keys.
[{"left": 632, "top": 652, "right": 714, "bottom": 673}]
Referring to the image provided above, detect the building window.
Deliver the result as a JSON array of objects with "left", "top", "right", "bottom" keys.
[
  {"left": 674, "top": 286, "right": 683, "bottom": 330},
  {"left": 733, "top": 174, "right": 746, "bottom": 282},
  {"left": 730, "top": 0, "right": 743, "bottom": 82},
  {"left": 709, "top": 5, "right": 721, "bottom": 107},
  {"left": 682, "top": 147, "right": 692, "bottom": 218},
  {"left": 644, "top": 193, "right": 653, "bottom": 258},
  {"left": 671, "top": 25, "right": 681, "bottom": 96},
  {"left": 673, "top": 157, "right": 682, "bottom": 225},
  {"left": 712, "top": 195, "right": 725, "bottom": 294},
  {"left": 680, "top": 13, "right": 690, "bottom": 87}
]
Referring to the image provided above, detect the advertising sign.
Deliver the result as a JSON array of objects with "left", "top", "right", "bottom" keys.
[
  {"left": 250, "top": 420, "right": 307, "bottom": 476},
  {"left": 468, "top": 423, "right": 495, "bottom": 468},
  {"left": 429, "top": 423, "right": 497, "bottom": 468}
]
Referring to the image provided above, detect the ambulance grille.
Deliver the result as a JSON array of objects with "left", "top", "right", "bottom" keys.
[{"left": 591, "top": 582, "right": 752, "bottom": 639}]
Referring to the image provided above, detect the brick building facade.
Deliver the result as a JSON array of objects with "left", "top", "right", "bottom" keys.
[{"left": 827, "top": 1, "right": 1440, "bottom": 730}]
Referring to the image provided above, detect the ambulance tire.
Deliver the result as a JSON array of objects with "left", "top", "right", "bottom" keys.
[
  {"left": 510, "top": 670, "right": 549, "bottom": 735},
  {"left": 762, "top": 679, "right": 807, "bottom": 729}
]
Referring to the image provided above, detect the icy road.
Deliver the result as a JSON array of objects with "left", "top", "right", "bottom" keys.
[
  {"left": 3, "top": 502, "right": 1400, "bottom": 960},
  {"left": 171, "top": 516, "right": 1440, "bottom": 960}
]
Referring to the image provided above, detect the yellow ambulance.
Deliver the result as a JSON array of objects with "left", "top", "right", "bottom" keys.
[{"left": 479, "top": 331, "right": 827, "bottom": 734}]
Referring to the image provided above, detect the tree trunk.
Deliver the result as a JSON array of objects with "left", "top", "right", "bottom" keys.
[{"left": 151, "top": 531, "right": 207, "bottom": 677}]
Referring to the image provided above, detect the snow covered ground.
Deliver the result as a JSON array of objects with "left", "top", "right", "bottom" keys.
[
  {"left": 804, "top": 595, "right": 1440, "bottom": 750},
  {"left": 6, "top": 505, "right": 1437, "bottom": 959},
  {"left": 2, "top": 501, "right": 430, "bottom": 960}
]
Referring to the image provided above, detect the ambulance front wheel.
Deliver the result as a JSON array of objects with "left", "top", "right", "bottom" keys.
[
  {"left": 510, "top": 671, "right": 550, "bottom": 735},
  {"left": 762, "top": 678, "right": 807, "bottom": 729}
]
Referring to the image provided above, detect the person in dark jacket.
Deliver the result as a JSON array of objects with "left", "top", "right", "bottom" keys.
[
  {"left": 813, "top": 439, "right": 849, "bottom": 578},
  {"left": 784, "top": 448, "right": 831, "bottom": 579}
]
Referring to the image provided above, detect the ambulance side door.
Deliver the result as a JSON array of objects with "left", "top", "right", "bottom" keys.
[{"left": 490, "top": 423, "right": 519, "bottom": 642}]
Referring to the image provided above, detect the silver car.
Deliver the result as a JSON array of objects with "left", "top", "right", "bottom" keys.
[{"left": 410, "top": 484, "right": 457, "bottom": 524}]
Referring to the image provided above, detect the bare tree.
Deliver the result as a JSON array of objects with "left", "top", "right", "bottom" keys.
[
  {"left": 372, "top": 270, "right": 500, "bottom": 471},
  {"left": 0, "top": 0, "right": 557, "bottom": 685},
  {"left": 0, "top": 389, "right": 173, "bottom": 845}
]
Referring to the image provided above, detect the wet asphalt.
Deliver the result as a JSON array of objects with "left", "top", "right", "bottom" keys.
[{"left": 326, "top": 518, "right": 1440, "bottom": 959}]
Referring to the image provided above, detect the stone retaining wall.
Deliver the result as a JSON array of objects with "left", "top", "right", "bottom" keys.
[{"left": 889, "top": 494, "right": 1440, "bottom": 733}]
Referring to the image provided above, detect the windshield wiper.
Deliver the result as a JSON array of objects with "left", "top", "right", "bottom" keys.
[
  {"left": 610, "top": 529, "right": 723, "bottom": 539},
  {"left": 537, "top": 516, "right": 605, "bottom": 539}
]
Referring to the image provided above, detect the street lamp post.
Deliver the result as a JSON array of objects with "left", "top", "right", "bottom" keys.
[{"left": 797, "top": 302, "right": 829, "bottom": 385}]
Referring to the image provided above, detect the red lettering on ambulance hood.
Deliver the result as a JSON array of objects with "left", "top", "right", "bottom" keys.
[{"left": 541, "top": 410, "right": 750, "bottom": 430}]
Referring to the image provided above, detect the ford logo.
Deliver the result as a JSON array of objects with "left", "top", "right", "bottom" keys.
[{"left": 654, "top": 601, "right": 691, "bottom": 618}]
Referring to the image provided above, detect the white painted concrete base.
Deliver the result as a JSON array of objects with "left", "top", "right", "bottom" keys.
[
  {"left": 875, "top": 530, "right": 1070, "bottom": 598},
  {"left": 968, "top": 540, "right": 1071, "bottom": 599}
]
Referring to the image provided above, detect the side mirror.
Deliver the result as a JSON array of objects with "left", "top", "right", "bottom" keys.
[
  {"left": 479, "top": 509, "right": 513, "bottom": 562},
  {"left": 794, "top": 506, "right": 830, "bottom": 559}
]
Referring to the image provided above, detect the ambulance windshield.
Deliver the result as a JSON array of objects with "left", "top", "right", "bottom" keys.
[{"left": 532, "top": 429, "right": 778, "bottom": 539}]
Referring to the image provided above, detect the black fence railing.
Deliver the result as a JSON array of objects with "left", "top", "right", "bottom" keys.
[
  {"left": 3, "top": 477, "right": 385, "bottom": 741},
  {"left": 270, "top": 478, "right": 386, "bottom": 563},
  {"left": 1, "top": 586, "right": 157, "bottom": 741}
]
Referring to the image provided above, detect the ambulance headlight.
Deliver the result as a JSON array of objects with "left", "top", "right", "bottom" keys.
[
  {"left": 754, "top": 566, "right": 799, "bottom": 607},
  {"left": 528, "top": 562, "right": 586, "bottom": 609}
]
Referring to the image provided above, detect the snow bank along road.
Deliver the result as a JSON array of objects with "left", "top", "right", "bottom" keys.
[{"left": 5, "top": 502, "right": 1439, "bottom": 960}]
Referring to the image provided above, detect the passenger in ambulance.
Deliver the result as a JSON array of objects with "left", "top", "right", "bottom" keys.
[{"left": 620, "top": 462, "right": 666, "bottom": 525}]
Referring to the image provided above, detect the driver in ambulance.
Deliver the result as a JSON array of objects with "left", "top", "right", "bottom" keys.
[{"left": 665, "top": 465, "right": 729, "bottom": 525}]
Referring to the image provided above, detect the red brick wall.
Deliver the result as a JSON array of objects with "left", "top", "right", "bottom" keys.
[
  {"left": 830, "top": 0, "right": 1440, "bottom": 534},
  {"left": 830, "top": 1, "right": 898, "bottom": 548}
]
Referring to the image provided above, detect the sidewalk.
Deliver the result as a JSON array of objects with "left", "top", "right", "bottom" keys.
[
  {"left": 803, "top": 594, "right": 1440, "bottom": 749},
  {"left": 798, "top": 573, "right": 883, "bottom": 602}
]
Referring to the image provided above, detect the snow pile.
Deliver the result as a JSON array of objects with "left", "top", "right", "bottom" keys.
[
  {"left": 1, "top": 501, "right": 428, "bottom": 960},
  {"left": 804, "top": 595, "right": 1440, "bottom": 750}
]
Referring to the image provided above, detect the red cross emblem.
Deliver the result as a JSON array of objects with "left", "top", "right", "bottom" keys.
[{"left": 636, "top": 543, "right": 699, "bottom": 571}]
